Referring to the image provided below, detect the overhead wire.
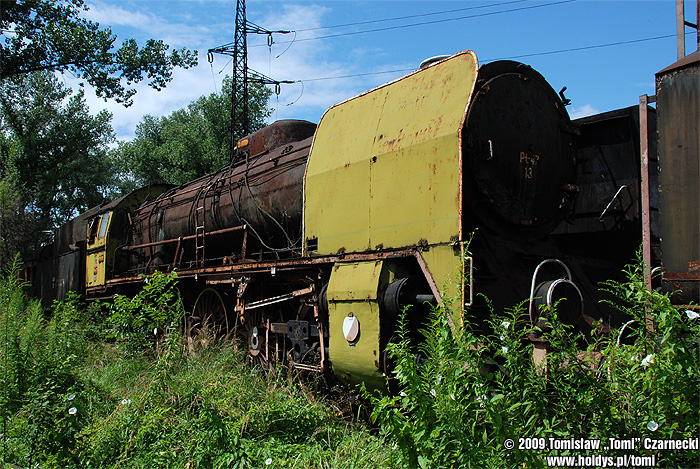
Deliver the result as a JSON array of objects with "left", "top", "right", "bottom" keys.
[
  {"left": 487, "top": 33, "right": 684, "bottom": 61},
  {"left": 292, "top": 33, "right": 687, "bottom": 83},
  {"left": 249, "top": 0, "right": 577, "bottom": 47},
  {"left": 293, "top": 0, "right": 530, "bottom": 32},
  {"left": 227, "top": 0, "right": 689, "bottom": 107}
]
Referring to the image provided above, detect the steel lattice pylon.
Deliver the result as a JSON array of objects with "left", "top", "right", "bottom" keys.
[
  {"left": 232, "top": 0, "right": 248, "bottom": 145},
  {"left": 208, "top": 0, "right": 293, "bottom": 162}
]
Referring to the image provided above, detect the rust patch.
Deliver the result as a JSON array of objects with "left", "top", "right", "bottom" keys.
[{"left": 665, "top": 271, "right": 700, "bottom": 280}]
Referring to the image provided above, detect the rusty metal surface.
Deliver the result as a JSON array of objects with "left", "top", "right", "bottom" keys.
[
  {"left": 23, "top": 185, "right": 171, "bottom": 305},
  {"left": 656, "top": 51, "right": 700, "bottom": 303},
  {"left": 640, "top": 95, "right": 654, "bottom": 291},
  {"left": 561, "top": 107, "right": 658, "bottom": 233},
  {"left": 128, "top": 122, "right": 316, "bottom": 274},
  {"left": 236, "top": 119, "right": 316, "bottom": 159},
  {"left": 304, "top": 51, "right": 477, "bottom": 308},
  {"left": 102, "top": 247, "right": 420, "bottom": 290}
]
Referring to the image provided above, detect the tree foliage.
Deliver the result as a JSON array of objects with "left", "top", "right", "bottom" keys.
[
  {"left": 1, "top": 0, "right": 198, "bottom": 106},
  {"left": 112, "top": 76, "right": 272, "bottom": 190},
  {"left": 0, "top": 72, "right": 116, "bottom": 232},
  {"left": 0, "top": 178, "right": 41, "bottom": 268}
]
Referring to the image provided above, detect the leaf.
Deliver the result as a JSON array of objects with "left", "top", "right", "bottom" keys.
[{"left": 418, "top": 455, "right": 429, "bottom": 469}]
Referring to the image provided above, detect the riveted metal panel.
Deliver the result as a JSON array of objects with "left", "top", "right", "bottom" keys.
[
  {"left": 420, "top": 244, "right": 465, "bottom": 307},
  {"left": 327, "top": 260, "right": 385, "bottom": 389},
  {"left": 304, "top": 50, "right": 477, "bottom": 256},
  {"left": 327, "top": 260, "right": 383, "bottom": 301}
]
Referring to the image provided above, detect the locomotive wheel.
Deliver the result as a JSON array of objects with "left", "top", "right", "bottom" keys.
[
  {"left": 245, "top": 309, "right": 276, "bottom": 368},
  {"left": 187, "top": 288, "right": 229, "bottom": 351}
]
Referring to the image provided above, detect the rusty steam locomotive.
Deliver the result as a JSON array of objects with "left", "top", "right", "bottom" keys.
[{"left": 22, "top": 50, "right": 699, "bottom": 388}]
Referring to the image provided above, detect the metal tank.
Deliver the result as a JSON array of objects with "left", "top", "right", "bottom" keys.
[
  {"left": 656, "top": 51, "right": 700, "bottom": 304},
  {"left": 129, "top": 120, "right": 316, "bottom": 271}
]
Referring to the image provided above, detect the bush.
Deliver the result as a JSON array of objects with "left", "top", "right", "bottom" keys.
[
  {"left": 108, "top": 270, "right": 183, "bottom": 354},
  {"left": 368, "top": 255, "right": 700, "bottom": 468}
]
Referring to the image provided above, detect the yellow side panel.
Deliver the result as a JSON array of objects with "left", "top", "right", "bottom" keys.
[
  {"left": 422, "top": 244, "right": 464, "bottom": 305},
  {"left": 327, "top": 260, "right": 383, "bottom": 301},
  {"left": 327, "top": 261, "right": 385, "bottom": 389},
  {"left": 304, "top": 50, "right": 478, "bottom": 255},
  {"left": 85, "top": 212, "right": 111, "bottom": 288},
  {"left": 86, "top": 251, "right": 106, "bottom": 288}
]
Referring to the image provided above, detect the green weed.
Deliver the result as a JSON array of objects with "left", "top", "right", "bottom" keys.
[{"left": 368, "top": 252, "right": 700, "bottom": 468}]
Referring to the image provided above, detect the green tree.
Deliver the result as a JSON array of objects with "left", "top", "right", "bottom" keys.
[
  {"left": 112, "top": 76, "right": 272, "bottom": 190},
  {"left": 0, "top": 72, "right": 116, "bottom": 230},
  {"left": 1, "top": 0, "right": 197, "bottom": 107},
  {"left": 0, "top": 177, "right": 41, "bottom": 268}
]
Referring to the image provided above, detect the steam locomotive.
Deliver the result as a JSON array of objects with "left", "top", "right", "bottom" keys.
[{"left": 22, "top": 50, "right": 699, "bottom": 388}]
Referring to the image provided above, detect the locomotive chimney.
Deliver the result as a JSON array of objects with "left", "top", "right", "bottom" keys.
[{"left": 419, "top": 55, "right": 450, "bottom": 69}]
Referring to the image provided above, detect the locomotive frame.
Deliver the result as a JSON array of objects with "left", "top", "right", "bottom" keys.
[{"left": 22, "top": 48, "right": 700, "bottom": 389}]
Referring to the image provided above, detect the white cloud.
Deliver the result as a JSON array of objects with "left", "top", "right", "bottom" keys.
[
  {"left": 73, "top": 2, "right": 416, "bottom": 142},
  {"left": 75, "top": 50, "right": 220, "bottom": 141},
  {"left": 83, "top": 3, "right": 154, "bottom": 29},
  {"left": 240, "top": 4, "right": 415, "bottom": 124},
  {"left": 85, "top": 1, "right": 217, "bottom": 49},
  {"left": 568, "top": 104, "right": 599, "bottom": 119}
]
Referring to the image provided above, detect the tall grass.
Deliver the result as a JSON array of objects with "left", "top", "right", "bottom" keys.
[
  {"left": 0, "top": 255, "right": 87, "bottom": 466},
  {"left": 0, "top": 263, "right": 393, "bottom": 468}
]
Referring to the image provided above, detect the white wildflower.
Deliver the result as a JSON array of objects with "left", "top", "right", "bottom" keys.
[
  {"left": 67, "top": 393, "right": 76, "bottom": 401},
  {"left": 450, "top": 394, "right": 456, "bottom": 400},
  {"left": 121, "top": 398, "right": 132, "bottom": 405},
  {"left": 436, "top": 374, "right": 443, "bottom": 385},
  {"left": 68, "top": 407, "right": 77, "bottom": 415},
  {"left": 686, "top": 310, "right": 700, "bottom": 320},
  {"left": 641, "top": 354, "right": 654, "bottom": 367},
  {"left": 430, "top": 388, "right": 436, "bottom": 397},
  {"left": 501, "top": 346, "right": 509, "bottom": 354},
  {"left": 502, "top": 321, "right": 511, "bottom": 330},
  {"left": 400, "top": 391, "right": 407, "bottom": 397},
  {"left": 647, "top": 420, "right": 659, "bottom": 432},
  {"left": 265, "top": 458, "right": 273, "bottom": 466}
]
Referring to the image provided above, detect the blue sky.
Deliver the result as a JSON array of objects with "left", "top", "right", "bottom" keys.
[{"left": 69, "top": 0, "right": 699, "bottom": 142}]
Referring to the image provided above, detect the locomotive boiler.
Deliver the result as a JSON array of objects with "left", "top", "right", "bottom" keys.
[
  {"left": 128, "top": 120, "right": 317, "bottom": 271},
  {"left": 23, "top": 50, "right": 651, "bottom": 388}
]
